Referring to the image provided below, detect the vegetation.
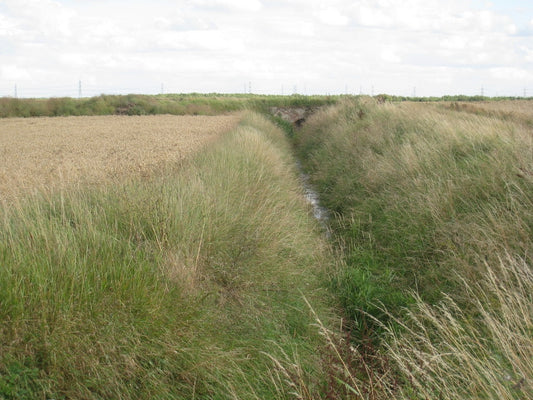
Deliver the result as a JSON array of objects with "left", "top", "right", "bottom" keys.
[
  {"left": 0, "top": 114, "right": 240, "bottom": 201},
  {"left": 0, "top": 113, "right": 335, "bottom": 399},
  {"left": 373, "top": 93, "right": 533, "bottom": 103},
  {"left": 294, "top": 97, "right": 533, "bottom": 397},
  {"left": 0, "top": 93, "right": 337, "bottom": 118},
  {"left": 2, "top": 92, "right": 531, "bottom": 119},
  {"left": 2, "top": 92, "right": 533, "bottom": 398},
  {"left": 386, "top": 255, "right": 533, "bottom": 399}
]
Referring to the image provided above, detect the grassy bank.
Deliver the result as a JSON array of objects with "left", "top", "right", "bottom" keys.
[
  {"left": 3, "top": 93, "right": 530, "bottom": 119},
  {"left": 0, "top": 113, "right": 334, "bottom": 399},
  {"left": 0, "top": 93, "right": 337, "bottom": 118},
  {"left": 294, "top": 98, "right": 533, "bottom": 398}
]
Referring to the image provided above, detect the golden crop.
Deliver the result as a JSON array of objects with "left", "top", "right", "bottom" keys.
[
  {"left": 0, "top": 114, "right": 241, "bottom": 201},
  {"left": 474, "top": 99, "right": 533, "bottom": 116}
]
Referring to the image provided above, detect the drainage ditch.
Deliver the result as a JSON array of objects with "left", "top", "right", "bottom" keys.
[{"left": 296, "top": 161, "right": 331, "bottom": 238}]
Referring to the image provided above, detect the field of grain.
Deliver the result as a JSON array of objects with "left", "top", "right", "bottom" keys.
[
  {"left": 0, "top": 114, "right": 241, "bottom": 200},
  {"left": 471, "top": 99, "right": 533, "bottom": 116},
  {"left": 447, "top": 99, "right": 533, "bottom": 125}
]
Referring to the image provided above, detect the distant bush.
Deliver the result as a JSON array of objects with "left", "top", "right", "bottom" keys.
[{"left": 0, "top": 93, "right": 338, "bottom": 118}]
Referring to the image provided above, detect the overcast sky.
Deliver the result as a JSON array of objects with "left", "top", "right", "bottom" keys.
[{"left": 1, "top": 0, "right": 532, "bottom": 98}]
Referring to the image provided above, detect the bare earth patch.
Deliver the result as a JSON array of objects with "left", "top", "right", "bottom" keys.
[{"left": 0, "top": 114, "right": 241, "bottom": 200}]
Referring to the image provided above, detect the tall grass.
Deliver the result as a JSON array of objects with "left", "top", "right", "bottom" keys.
[
  {"left": 0, "top": 93, "right": 337, "bottom": 118},
  {"left": 294, "top": 98, "right": 533, "bottom": 397},
  {"left": 386, "top": 255, "right": 533, "bottom": 399},
  {"left": 0, "top": 113, "right": 333, "bottom": 399}
]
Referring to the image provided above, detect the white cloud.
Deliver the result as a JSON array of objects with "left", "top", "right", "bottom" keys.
[
  {"left": 440, "top": 36, "right": 468, "bottom": 50},
  {"left": 348, "top": 0, "right": 516, "bottom": 34},
  {"left": 522, "top": 46, "right": 533, "bottom": 63},
  {"left": 490, "top": 67, "right": 532, "bottom": 81},
  {"left": 380, "top": 47, "right": 401, "bottom": 63},
  {"left": 2, "top": 0, "right": 75, "bottom": 40},
  {"left": 58, "top": 53, "right": 88, "bottom": 68},
  {"left": 317, "top": 7, "right": 350, "bottom": 26},
  {"left": 356, "top": 5, "right": 393, "bottom": 27},
  {"left": 0, "top": 13, "right": 18, "bottom": 37},
  {"left": 269, "top": 19, "right": 315, "bottom": 38},
  {"left": 0, "top": 0, "right": 529, "bottom": 97},
  {"left": 189, "top": 0, "right": 262, "bottom": 12}
]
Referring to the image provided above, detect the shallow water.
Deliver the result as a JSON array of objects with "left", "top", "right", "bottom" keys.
[{"left": 297, "top": 161, "right": 331, "bottom": 237}]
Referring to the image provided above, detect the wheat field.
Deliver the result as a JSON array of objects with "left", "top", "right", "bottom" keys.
[
  {"left": 0, "top": 114, "right": 241, "bottom": 201},
  {"left": 471, "top": 99, "right": 533, "bottom": 116}
]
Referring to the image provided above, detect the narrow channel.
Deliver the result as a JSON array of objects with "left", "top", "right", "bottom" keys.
[{"left": 296, "top": 161, "right": 331, "bottom": 237}]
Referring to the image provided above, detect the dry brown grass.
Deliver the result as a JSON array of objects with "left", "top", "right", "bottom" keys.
[
  {"left": 387, "top": 256, "right": 533, "bottom": 400},
  {"left": 0, "top": 114, "right": 241, "bottom": 201},
  {"left": 472, "top": 100, "right": 533, "bottom": 117},
  {"left": 445, "top": 100, "right": 533, "bottom": 125}
]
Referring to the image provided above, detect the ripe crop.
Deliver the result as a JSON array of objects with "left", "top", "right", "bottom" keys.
[{"left": 0, "top": 114, "right": 241, "bottom": 201}]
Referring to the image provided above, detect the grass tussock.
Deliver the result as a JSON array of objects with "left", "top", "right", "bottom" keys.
[
  {"left": 294, "top": 98, "right": 533, "bottom": 397},
  {"left": 387, "top": 255, "right": 533, "bottom": 399},
  {"left": 0, "top": 112, "right": 333, "bottom": 399}
]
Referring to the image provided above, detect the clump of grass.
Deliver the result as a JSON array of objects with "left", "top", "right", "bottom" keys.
[
  {"left": 0, "top": 112, "right": 333, "bottom": 398},
  {"left": 295, "top": 98, "right": 533, "bottom": 338},
  {"left": 386, "top": 255, "right": 533, "bottom": 399},
  {"left": 266, "top": 294, "right": 400, "bottom": 400},
  {"left": 293, "top": 97, "right": 533, "bottom": 397}
]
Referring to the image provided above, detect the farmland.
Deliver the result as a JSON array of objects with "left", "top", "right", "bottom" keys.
[
  {"left": 0, "top": 114, "right": 240, "bottom": 201},
  {"left": 0, "top": 95, "right": 532, "bottom": 399},
  {"left": 444, "top": 99, "right": 533, "bottom": 126},
  {"left": 0, "top": 110, "right": 337, "bottom": 399}
]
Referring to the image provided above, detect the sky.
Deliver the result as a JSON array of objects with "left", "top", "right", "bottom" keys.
[{"left": 0, "top": 0, "right": 532, "bottom": 98}]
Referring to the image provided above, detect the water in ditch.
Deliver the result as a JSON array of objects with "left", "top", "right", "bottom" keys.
[{"left": 297, "top": 161, "right": 331, "bottom": 238}]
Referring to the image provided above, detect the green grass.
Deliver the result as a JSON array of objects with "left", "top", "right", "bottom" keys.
[
  {"left": 5, "top": 93, "right": 532, "bottom": 399},
  {"left": 293, "top": 97, "right": 533, "bottom": 397},
  {"left": 0, "top": 93, "right": 338, "bottom": 118},
  {"left": 0, "top": 113, "right": 335, "bottom": 399},
  {"left": 3, "top": 92, "right": 530, "bottom": 119}
]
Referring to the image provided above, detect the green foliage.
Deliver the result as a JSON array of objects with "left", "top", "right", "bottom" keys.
[
  {"left": 0, "top": 360, "right": 45, "bottom": 400},
  {"left": 0, "top": 113, "right": 332, "bottom": 398},
  {"left": 294, "top": 98, "right": 533, "bottom": 342},
  {"left": 269, "top": 115, "right": 296, "bottom": 138},
  {"left": 2, "top": 93, "right": 531, "bottom": 119},
  {"left": 0, "top": 93, "right": 338, "bottom": 118}
]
